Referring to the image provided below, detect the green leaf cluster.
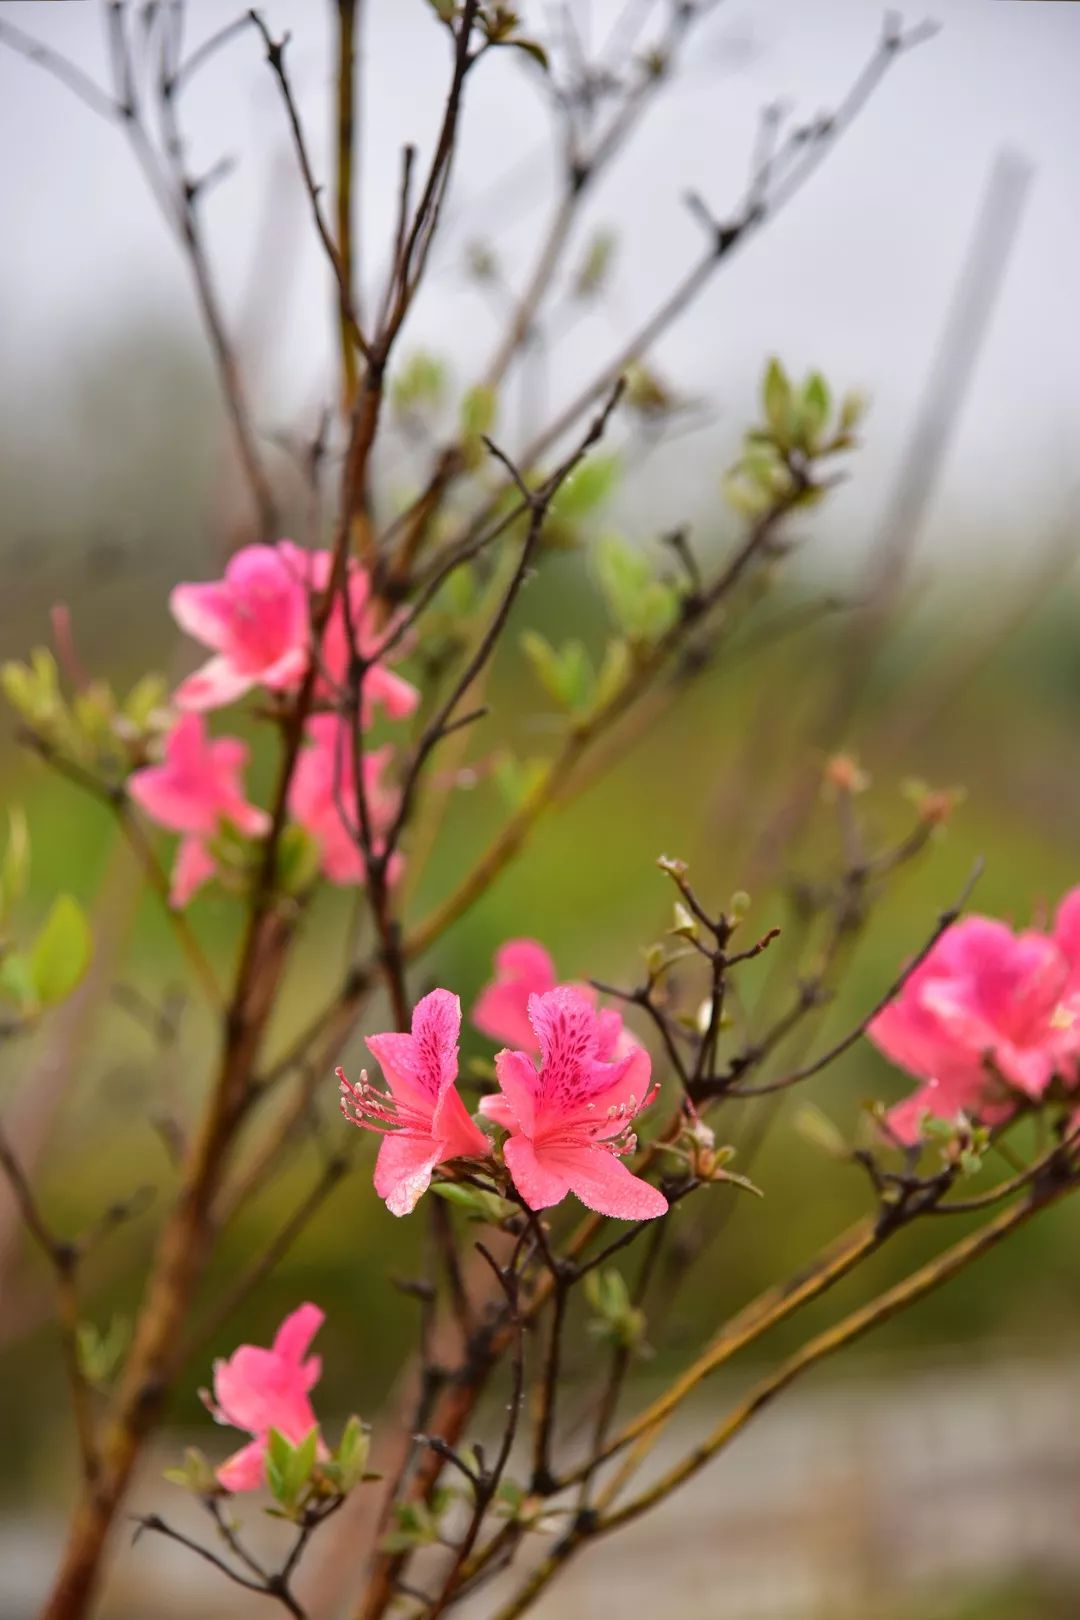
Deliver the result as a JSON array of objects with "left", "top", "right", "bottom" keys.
[
  {"left": 594, "top": 534, "right": 679, "bottom": 647},
  {"left": 584, "top": 1267, "right": 649, "bottom": 1355},
  {"left": 1, "top": 649, "right": 168, "bottom": 773},
  {"left": 723, "top": 358, "right": 866, "bottom": 517},
  {"left": 520, "top": 631, "right": 630, "bottom": 722}
]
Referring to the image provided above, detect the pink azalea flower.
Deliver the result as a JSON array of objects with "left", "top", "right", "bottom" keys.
[
  {"left": 171, "top": 542, "right": 419, "bottom": 720},
  {"left": 869, "top": 913, "right": 1080, "bottom": 1143},
  {"left": 339, "top": 990, "right": 489, "bottom": 1215},
  {"left": 171, "top": 542, "right": 312, "bottom": 710},
  {"left": 128, "top": 713, "right": 269, "bottom": 907},
  {"left": 473, "top": 937, "right": 652, "bottom": 1095},
  {"left": 473, "top": 938, "right": 559, "bottom": 1049},
  {"left": 287, "top": 714, "right": 400, "bottom": 887},
  {"left": 483, "top": 987, "right": 667, "bottom": 1220},
  {"left": 208, "top": 1303, "right": 326, "bottom": 1493}
]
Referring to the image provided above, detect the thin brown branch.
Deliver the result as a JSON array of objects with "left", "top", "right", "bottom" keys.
[{"left": 247, "top": 10, "right": 373, "bottom": 370}]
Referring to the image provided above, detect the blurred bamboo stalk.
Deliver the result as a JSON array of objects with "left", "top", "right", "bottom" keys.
[{"left": 743, "top": 147, "right": 1035, "bottom": 891}]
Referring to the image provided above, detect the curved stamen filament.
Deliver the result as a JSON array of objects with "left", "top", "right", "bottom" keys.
[{"left": 338, "top": 1068, "right": 433, "bottom": 1139}]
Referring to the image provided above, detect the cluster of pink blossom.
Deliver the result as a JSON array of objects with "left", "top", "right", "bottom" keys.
[
  {"left": 338, "top": 938, "right": 667, "bottom": 1222},
  {"left": 207, "top": 1303, "right": 326, "bottom": 1493},
  {"left": 128, "top": 542, "right": 418, "bottom": 906},
  {"left": 869, "top": 888, "right": 1080, "bottom": 1142}
]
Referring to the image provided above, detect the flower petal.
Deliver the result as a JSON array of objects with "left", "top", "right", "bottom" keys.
[
  {"left": 171, "top": 836, "right": 216, "bottom": 908},
  {"left": 368, "top": 989, "right": 460, "bottom": 1109},
  {"left": 491, "top": 1048, "right": 539, "bottom": 1135},
  {"left": 363, "top": 664, "right": 421, "bottom": 720},
  {"left": 174, "top": 654, "right": 255, "bottom": 712},
  {"left": 478, "top": 1092, "right": 518, "bottom": 1130},
  {"left": 503, "top": 1134, "right": 571, "bottom": 1211},
  {"left": 373, "top": 1133, "right": 441, "bottom": 1216},
  {"left": 216, "top": 1438, "right": 267, "bottom": 1493},
  {"left": 213, "top": 1346, "right": 285, "bottom": 1433},
  {"left": 271, "top": 1303, "right": 325, "bottom": 1365},
  {"left": 432, "top": 1081, "right": 489, "bottom": 1161},
  {"left": 542, "top": 1143, "right": 668, "bottom": 1220},
  {"left": 473, "top": 938, "right": 557, "bottom": 1049},
  {"left": 170, "top": 582, "right": 233, "bottom": 650}
]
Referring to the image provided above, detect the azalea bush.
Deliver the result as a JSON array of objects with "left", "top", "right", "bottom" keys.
[{"left": 1, "top": 5, "right": 1077, "bottom": 1620}]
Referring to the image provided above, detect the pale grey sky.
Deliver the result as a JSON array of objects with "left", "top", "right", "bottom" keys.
[{"left": 1, "top": 0, "right": 1078, "bottom": 570}]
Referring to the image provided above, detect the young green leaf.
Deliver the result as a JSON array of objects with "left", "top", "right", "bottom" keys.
[
  {"left": 333, "top": 1416, "right": 372, "bottom": 1493},
  {"left": 594, "top": 534, "right": 678, "bottom": 645},
  {"left": 29, "top": 895, "right": 92, "bottom": 1006},
  {"left": 762, "top": 358, "right": 793, "bottom": 446},
  {"left": 266, "top": 1425, "right": 319, "bottom": 1514},
  {"left": 549, "top": 454, "right": 620, "bottom": 524},
  {"left": 460, "top": 383, "right": 498, "bottom": 442},
  {"left": 492, "top": 752, "right": 548, "bottom": 811},
  {"left": 520, "top": 632, "right": 594, "bottom": 714},
  {"left": 591, "top": 638, "right": 632, "bottom": 714},
  {"left": 431, "top": 1181, "right": 517, "bottom": 1224},
  {"left": 799, "top": 371, "right": 831, "bottom": 449}
]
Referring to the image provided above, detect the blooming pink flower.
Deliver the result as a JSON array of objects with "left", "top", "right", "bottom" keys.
[
  {"left": 208, "top": 1303, "right": 325, "bottom": 1493},
  {"left": 339, "top": 989, "right": 489, "bottom": 1215},
  {"left": 171, "top": 542, "right": 312, "bottom": 710},
  {"left": 482, "top": 987, "right": 667, "bottom": 1220},
  {"left": 288, "top": 714, "right": 400, "bottom": 887},
  {"left": 869, "top": 913, "right": 1080, "bottom": 1143},
  {"left": 474, "top": 937, "right": 652, "bottom": 1095},
  {"left": 170, "top": 542, "right": 419, "bottom": 720},
  {"left": 474, "top": 939, "right": 559, "bottom": 1049},
  {"left": 128, "top": 713, "right": 269, "bottom": 906}
]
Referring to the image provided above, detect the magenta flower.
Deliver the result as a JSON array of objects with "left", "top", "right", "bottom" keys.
[
  {"left": 208, "top": 1303, "right": 325, "bottom": 1493},
  {"left": 474, "top": 938, "right": 559, "bottom": 1049},
  {"left": 869, "top": 912, "right": 1080, "bottom": 1143},
  {"left": 170, "top": 542, "right": 312, "bottom": 710},
  {"left": 128, "top": 713, "right": 269, "bottom": 906},
  {"left": 482, "top": 987, "right": 667, "bottom": 1220},
  {"left": 170, "top": 542, "right": 419, "bottom": 720},
  {"left": 474, "top": 937, "right": 651, "bottom": 1094},
  {"left": 339, "top": 990, "right": 489, "bottom": 1215},
  {"left": 287, "top": 714, "right": 400, "bottom": 887}
]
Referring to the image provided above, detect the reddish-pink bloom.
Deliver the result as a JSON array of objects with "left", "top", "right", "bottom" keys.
[
  {"left": 474, "top": 939, "right": 559, "bottom": 1049},
  {"left": 339, "top": 990, "right": 489, "bottom": 1215},
  {"left": 171, "top": 542, "right": 312, "bottom": 710},
  {"left": 473, "top": 937, "right": 651, "bottom": 1095},
  {"left": 128, "top": 713, "right": 269, "bottom": 906},
  {"left": 287, "top": 714, "right": 400, "bottom": 887},
  {"left": 170, "top": 542, "right": 419, "bottom": 720},
  {"left": 483, "top": 987, "right": 667, "bottom": 1220},
  {"left": 869, "top": 913, "right": 1080, "bottom": 1143},
  {"left": 208, "top": 1303, "right": 325, "bottom": 1493}
]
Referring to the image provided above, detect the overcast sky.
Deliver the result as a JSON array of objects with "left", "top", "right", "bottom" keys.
[{"left": 1, "top": 0, "right": 1078, "bottom": 570}]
